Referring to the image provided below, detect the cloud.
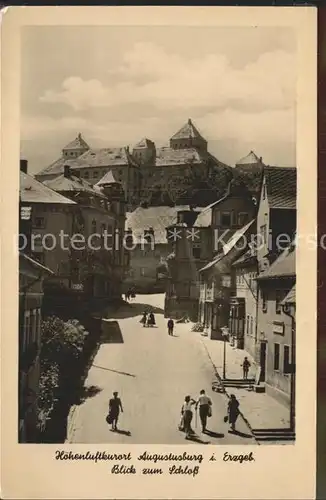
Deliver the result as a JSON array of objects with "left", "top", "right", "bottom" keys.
[{"left": 40, "top": 41, "right": 296, "bottom": 113}]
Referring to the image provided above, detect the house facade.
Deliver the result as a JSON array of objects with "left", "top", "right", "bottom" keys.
[
  {"left": 45, "top": 165, "right": 128, "bottom": 299},
  {"left": 198, "top": 220, "right": 255, "bottom": 340},
  {"left": 230, "top": 248, "right": 258, "bottom": 351},
  {"left": 19, "top": 252, "right": 53, "bottom": 443},
  {"left": 124, "top": 206, "right": 191, "bottom": 293},
  {"left": 256, "top": 244, "right": 296, "bottom": 407}
]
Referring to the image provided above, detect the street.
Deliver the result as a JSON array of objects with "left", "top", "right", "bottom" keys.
[{"left": 68, "top": 294, "right": 254, "bottom": 444}]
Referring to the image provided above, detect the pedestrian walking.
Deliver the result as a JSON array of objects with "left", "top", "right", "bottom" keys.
[
  {"left": 227, "top": 394, "right": 240, "bottom": 432},
  {"left": 241, "top": 357, "right": 251, "bottom": 380},
  {"left": 140, "top": 311, "right": 147, "bottom": 327},
  {"left": 181, "top": 395, "right": 196, "bottom": 439},
  {"left": 167, "top": 318, "right": 174, "bottom": 336},
  {"left": 107, "top": 391, "right": 123, "bottom": 431},
  {"left": 195, "top": 389, "right": 212, "bottom": 433}
]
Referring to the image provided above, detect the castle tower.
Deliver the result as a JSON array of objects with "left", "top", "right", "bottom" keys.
[
  {"left": 169, "top": 118, "right": 207, "bottom": 152},
  {"left": 132, "top": 138, "right": 156, "bottom": 166},
  {"left": 62, "top": 133, "right": 90, "bottom": 160}
]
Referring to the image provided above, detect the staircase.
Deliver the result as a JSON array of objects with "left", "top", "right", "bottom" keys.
[
  {"left": 251, "top": 428, "right": 296, "bottom": 443},
  {"left": 222, "top": 378, "right": 255, "bottom": 390}
]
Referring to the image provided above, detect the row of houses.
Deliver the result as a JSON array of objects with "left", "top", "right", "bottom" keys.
[
  {"left": 164, "top": 165, "right": 297, "bottom": 420},
  {"left": 19, "top": 159, "right": 129, "bottom": 442}
]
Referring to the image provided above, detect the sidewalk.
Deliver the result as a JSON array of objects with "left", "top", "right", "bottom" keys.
[{"left": 198, "top": 334, "right": 290, "bottom": 431}]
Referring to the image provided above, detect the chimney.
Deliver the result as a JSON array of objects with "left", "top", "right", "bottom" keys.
[
  {"left": 20, "top": 159, "right": 28, "bottom": 173},
  {"left": 64, "top": 165, "right": 71, "bottom": 178}
]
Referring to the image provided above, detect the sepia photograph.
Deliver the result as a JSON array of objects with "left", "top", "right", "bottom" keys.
[{"left": 18, "top": 23, "right": 298, "bottom": 447}]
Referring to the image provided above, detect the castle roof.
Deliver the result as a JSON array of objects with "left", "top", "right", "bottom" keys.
[
  {"left": 263, "top": 166, "right": 297, "bottom": 210},
  {"left": 236, "top": 150, "right": 262, "bottom": 165},
  {"left": 20, "top": 171, "right": 76, "bottom": 205},
  {"left": 170, "top": 119, "right": 207, "bottom": 142},
  {"left": 155, "top": 146, "right": 203, "bottom": 167},
  {"left": 37, "top": 147, "right": 137, "bottom": 177},
  {"left": 63, "top": 133, "right": 90, "bottom": 151},
  {"left": 134, "top": 138, "right": 155, "bottom": 149}
]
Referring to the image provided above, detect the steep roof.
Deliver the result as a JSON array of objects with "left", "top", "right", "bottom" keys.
[
  {"left": 134, "top": 138, "right": 155, "bottom": 149},
  {"left": 264, "top": 166, "right": 297, "bottom": 209},
  {"left": 257, "top": 244, "right": 295, "bottom": 280},
  {"left": 19, "top": 252, "right": 54, "bottom": 275},
  {"left": 44, "top": 173, "right": 106, "bottom": 198},
  {"left": 95, "top": 170, "right": 121, "bottom": 187},
  {"left": 282, "top": 284, "right": 296, "bottom": 304},
  {"left": 20, "top": 172, "right": 76, "bottom": 205},
  {"left": 37, "top": 146, "right": 137, "bottom": 177},
  {"left": 125, "top": 205, "right": 193, "bottom": 245},
  {"left": 194, "top": 192, "right": 230, "bottom": 227},
  {"left": 236, "top": 151, "right": 262, "bottom": 166},
  {"left": 155, "top": 146, "right": 203, "bottom": 167},
  {"left": 199, "top": 220, "right": 255, "bottom": 273},
  {"left": 63, "top": 133, "right": 89, "bottom": 151},
  {"left": 171, "top": 119, "right": 206, "bottom": 142}
]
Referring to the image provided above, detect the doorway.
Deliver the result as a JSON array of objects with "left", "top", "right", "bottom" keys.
[{"left": 260, "top": 342, "right": 267, "bottom": 382}]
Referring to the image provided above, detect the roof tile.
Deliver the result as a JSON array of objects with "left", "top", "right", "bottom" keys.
[{"left": 264, "top": 166, "right": 297, "bottom": 209}]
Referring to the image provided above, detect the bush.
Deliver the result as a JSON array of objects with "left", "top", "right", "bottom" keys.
[{"left": 37, "top": 316, "right": 90, "bottom": 431}]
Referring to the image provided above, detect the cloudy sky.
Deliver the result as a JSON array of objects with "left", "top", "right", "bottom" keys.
[{"left": 21, "top": 26, "right": 296, "bottom": 175}]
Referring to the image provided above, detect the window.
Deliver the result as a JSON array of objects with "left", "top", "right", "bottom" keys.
[
  {"left": 70, "top": 152, "right": 74, "bottom": 156},
  {"left": 91, "top": 220, "right": 97, "bottom": 233},
  {"left": 140, "top": 267, "right": 146, "bottom": 277},
  {"left": 93, "top": 171, "right": 99, "bottom": 178},
  {"left": 33, "top": 216, "right": 45, "bottom": 229},
  {"left": 262, "top": 290, "right": 267, "bottom": 313},
  {"left": 246, "top": 315, "right": 250, "bottom": 334},
  {"left": 84, "top": 171, "right": 89, "bottom": 179},
  {"left": 283, "top": 345, "right": 291, "bottom": 374},
  {"left": 238, "top": 212, "right": 249, "bottom": 226},
  {"left": 101, "top": 223, "right": 106, "bottom": 235},
  {"left": 274, "top": 343, "right": 280, "bottom": 370},
  {"left": 260, "top": 225, "right": 267, "bottom": 245},
  {"left": 250, "top": 317, "right": 253, "bottom": 336},
  {"left": 221, "top": 212, "right": 231, "bottom": 227},
  {"left": 275, "top": 290, "right": 283, "bottom": 314},
  {"left": 192, "top": 244, "right": 201, "bottom": 260}
]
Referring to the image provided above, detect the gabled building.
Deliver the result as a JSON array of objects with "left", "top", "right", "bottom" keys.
[
  {"left": 20, "top": 160, "right": 76, "bottom": 279},
  {"left": 256, "top": 243, "right": 296, "bottom": 409},
  {"left": 256, "top": 166, "right": 297, "bottom": 266},
  {"left": 235, "top": 150, "right": 264, "bottom": 173},
  {"left": 45, "top": 165, "right": 127, "bottom": 299},
  {"left": 198, "top": 220, "right": 255, "bottom": 340},
  {"left": 164, "top": 180, "right": 256, "bottom": 322}
]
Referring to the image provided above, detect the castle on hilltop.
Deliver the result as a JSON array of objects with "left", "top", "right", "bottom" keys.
[{"left": 36, "top": 119, "right": 263, "bottom": 208}]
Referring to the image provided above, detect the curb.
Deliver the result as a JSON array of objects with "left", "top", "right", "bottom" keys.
[{"left": 200, "top": 336, "right": 260, "bottom": 445}]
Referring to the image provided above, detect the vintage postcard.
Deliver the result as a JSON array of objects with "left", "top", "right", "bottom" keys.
[{"left": 1, "top": 6, "right": 317, "bottom": 499}]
